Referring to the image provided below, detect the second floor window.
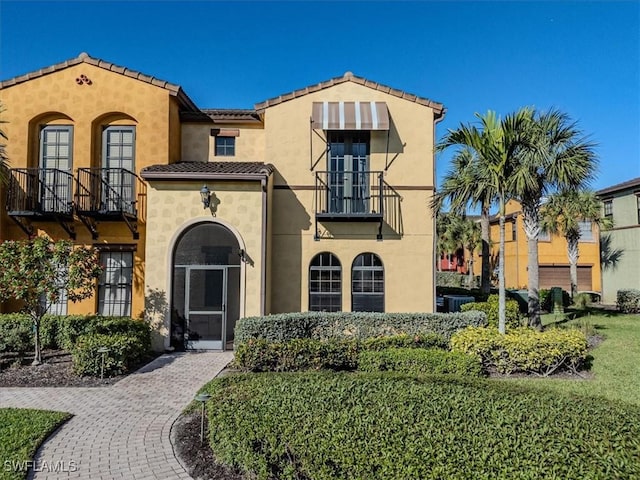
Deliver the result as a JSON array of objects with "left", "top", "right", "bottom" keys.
[
  {"left": 40, "top": 125, "right": 74, "bottom": 212},
  {"left": 578, "top": 221, "right": 593, "bottom": 242},
  {"left": 637, "top": 195, "right": 640, "bottom": 225},
  {"left": 215, "top": 136, "right": 235, "bottom": 156},
  {"left": 604, "top": 199, "right": 613, "bottom": 218},
  {"left": 104, "top": 126, "right": 135, "bottom": 171}
]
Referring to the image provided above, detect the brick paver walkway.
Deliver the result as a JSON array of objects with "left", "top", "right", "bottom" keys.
[{"left": 0, "top": 351, "right": 233, "bottom": 479}]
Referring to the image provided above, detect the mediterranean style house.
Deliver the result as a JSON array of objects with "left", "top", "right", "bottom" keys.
[
  {"left": 0, "top": 53, "right": 445, "bottom": 350},
  {"left": 597, "top": 177, "right": 640, "bottom": 304},
  {"left": 474, "top": 200, "right": 602, "bottom": 293}
]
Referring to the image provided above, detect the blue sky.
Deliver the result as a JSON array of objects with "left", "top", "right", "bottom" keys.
[{"left": 1, "top": 1, "right": 638, "bottom": 192}]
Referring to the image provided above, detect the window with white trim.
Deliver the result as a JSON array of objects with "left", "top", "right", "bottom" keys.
[
  {"left": 215, "top": 136, "right": 235, "bottom": 156},
  {"left": 309, "top": 253, "right": 341, "bottom": 312},
  {"left": 603, "top": 199, "right": 613, "bottom": 219},
  {"left": 98, "top": 251, "right": 133, "bottom": 316},
  {"left": 578, "top": 221, "right": 593, "bottom": 242},
  {"left": 40, "top": 265, "right": 68, "bottom": 315},
  {"left": 351, "top": 253, "right": 384, "bottom": 312}
]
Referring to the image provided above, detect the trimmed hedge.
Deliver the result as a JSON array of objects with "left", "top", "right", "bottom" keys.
[
  {"left": 617, "top": 289, "right": 640, "bottom": 314},
  {"left": 202, "top": 372, "right": 640, "bottom": 480},
  {"left": 436, "top": 271, "right": 465, "bottom": 287},
  {"left": 358, "top": 347, "right": 483, "bottom": 376},
  {"left": 72, "top": 332, "right": 149, "bottom": 377},
  {"left": 235, "top": 311, "right": 487, "bottom": 345},
  {"left": 0, "top": 314, "right": 32, "bottom": 353},
  {"left": 450, "top": 326, "right": 588, "bottom": 376},
  {"left": 234, "top": 334, "right": 448, "bottom": 372},
  {"left": 460, "top": 294, "right": 521, "bottom": 330}
]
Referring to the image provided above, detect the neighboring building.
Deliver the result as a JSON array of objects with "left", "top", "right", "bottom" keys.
[
  {"left": 597, "top": 177, "right": 640, "bottom": 304},
  {"left": 0, "top": 53, "right": 444, "bottom": 350},
  {"left": 474, "top": 199, "right": 602, "bottom": 292}
]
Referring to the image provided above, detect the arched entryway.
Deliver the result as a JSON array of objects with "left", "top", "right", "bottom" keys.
[{"left": 171, "top": 222, "right": 242, "bottom": 350}]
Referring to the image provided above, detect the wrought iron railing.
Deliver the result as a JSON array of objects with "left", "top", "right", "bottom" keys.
[
  {"left": 6, "top": 168, "right": 73, "bottom": 215},
  {"left": 76, "top": 168, "right": 142, "bottom": 217},
  {"left": 315, "top": 170, "right": 384, "bottom": 217}
]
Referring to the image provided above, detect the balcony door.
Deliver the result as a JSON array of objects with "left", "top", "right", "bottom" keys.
[
  {"left": 102, "top": 126, "right": 135, "bottom": 214},
  {"left": 327, "top": 131, "right": 370, "bottom": 214},
  {"left": 39, "top": 126, "right": 73, "bottom": 213}
]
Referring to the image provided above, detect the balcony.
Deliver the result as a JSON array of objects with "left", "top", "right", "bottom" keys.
[
  {"left": 6, "top": 168, "right": 75, "bottom": 237},
  {"left": 75, "top": 168, "right": 146, "bottom": 239}
]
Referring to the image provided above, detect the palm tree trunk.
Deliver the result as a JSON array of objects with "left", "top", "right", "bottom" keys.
[
  {"left": 521, "top": 200, "right": 541, "bottom": 329},
  {"left": 498, "top": 198, "right": 506, "bottom": 334},
  {"left": 480, "top": 205, "right": 491, "bottom": 295},
  {"left": 468, "top": 255, "right": 474, "bottom": 288},
  {"left": 567, "top": 235, "right": 579, "bottom": 299}
]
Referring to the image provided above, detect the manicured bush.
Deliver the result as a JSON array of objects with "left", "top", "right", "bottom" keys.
[
  {"left": 451, "top": 326, "right": 588, "bottom": 376},
  {"left": 202, "top": 372, "right": 640, "bottom": 480},
  {"left": 572, "top": 292, "right": 592, "bottom": 310},
  {"left": 617, "top": 289, "right": 640, "bottom": 314},
  {"left": 72, "top": 332, "right": 148, "bottom": 377},
  {"left": 436, "top": 286, "right": 491, "bottom": 301},
  {"left": 235, "top": 311, "right": 487, "bottom": 345},
  {"left": 460, "top": 295, "right": 521, "bottom": 330},
  {"left": 0, "top": 314, "right": 32, "bottom": 353},
  {"left": 358, "top": 348, "right": 483, "bottom": 376},
  {"left": 436, "top": 271, "right": 465, "bottom": 287},
  {"left": 540, "top": 288, "right": 571, "bottom": 312},
  {"left": 234, "top": 334, "right": 448, "bottom": 372}
]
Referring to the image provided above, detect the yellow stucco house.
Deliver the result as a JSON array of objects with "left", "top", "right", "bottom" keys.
[
  {"left": 474, "top": 199, "right": 602, "bottom": 293},
  {"left": 0, "top": 53, "right": 445, "bottom": 350}
]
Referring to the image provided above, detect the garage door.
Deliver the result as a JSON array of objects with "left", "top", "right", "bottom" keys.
[{"left": 539, "top": 265, "right": 592, "bottom": 291}]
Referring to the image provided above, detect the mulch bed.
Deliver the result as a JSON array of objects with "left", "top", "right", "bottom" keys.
[
  {"left": 173, "top": 411, "right": 247, "bottom": 480},
  {"left": 0, "top": 349, "right": 160, "bottom": 387}
]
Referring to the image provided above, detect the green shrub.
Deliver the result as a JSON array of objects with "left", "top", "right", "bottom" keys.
[
  {"left": 451, "top": 326, "right": 588, "bottom": 376},
  {"left": 436, "top": 286, "right": 490, "bottom": 301},
  {"left": 436, "top": 271, "right": 465, "bottom": 287},
  {"left": 360, "top": 333, "right": 446, "bottom": 350},
  {"left": 72, "top": 332, "right": 148, "bottom": 377},
  {"left": 540, "top": 288, "right": 571, "bottom": 312},
  {"left": 617, "top": 289, "right": 640, "bottom": 314},
  {"left": 0, "top": 314, "right": 32, "bottom": 353},
  {"left": 572, "top": 292, "right": 592, "bottom": 310},
  {"left": 358, "top": 348, "right": 483, "bottom": 376},
  {"left": 235, "top": 311, "right": 487, "bottom": 345},
  {"left": 460, "top": 295, "right": 521, "bottom": 330},
  {"left": 202, "top": 372, "right": 640, "bottom": 480}
]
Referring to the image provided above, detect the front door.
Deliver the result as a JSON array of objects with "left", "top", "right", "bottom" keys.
[{"left": 185, "top": 267, "right": 226, "bottom": 350}]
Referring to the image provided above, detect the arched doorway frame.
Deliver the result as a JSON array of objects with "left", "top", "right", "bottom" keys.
[{"left": 166, "top": 217, "right": 247, "bottom": 350}]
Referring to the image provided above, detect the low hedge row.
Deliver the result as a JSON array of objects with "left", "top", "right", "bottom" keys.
[
  {"left": 617, "top": 289, "right": 640, "bottom": 314},
  {"left": 460, "top": 294, "right": 521, "bottom": 330},
  {"left": 235, "top": 311, "right": 487, "bottom": 345},
  {"left": 234, "top": 334, "right": 447, "bottom": 372},
  {"left": 0, "top": 314, "right": 151, "bottom": 377},
  {"left": 358, "top": 348, "right": 483, "bottom": 376},
  {"left": 202, "top": 372, "right": 640, "bottom": 480},
  {"left": 450, "top": 326, "right": 588, "bottom": 376}
]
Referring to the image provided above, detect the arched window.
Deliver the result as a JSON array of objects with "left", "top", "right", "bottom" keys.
[
  {"left": 309, "top": 253, "right": 341, "bottom": 312},
  {"left": 351, "top": 253, "right": 384, "bottom": 312}
]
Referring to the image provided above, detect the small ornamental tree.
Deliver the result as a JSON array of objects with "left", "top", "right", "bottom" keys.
[{"left": 0, "top": 236, "right": 103, "bottom": 364}]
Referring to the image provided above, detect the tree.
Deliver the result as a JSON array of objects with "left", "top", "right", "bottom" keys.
[
  {"left": 0, "top": 236, "right": 102, "bottom": 364},
  {"left": 455, "top": 216, "right": 482, "bottom": 288},
  {"left": 438, "top": 109, "right": 532, "bottom": 333},
  {"left": 0, "top": 102, "right": 8, "bottom": 184},
  {"left": 511, "top": 109, "right": 597, "bottom": 328},
  {"left": 433, "top": 148, "right": 493, "bottom": 294},
  {"left": 540, "top": 189, "right": 612, "bottom": 298}
]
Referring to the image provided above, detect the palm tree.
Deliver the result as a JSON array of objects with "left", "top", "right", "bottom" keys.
[
  {"left": 0, "top": 102, "right": 8, "bottom": 184},
  {"left": 540, "top": 189, "right": 612, "bottom": 298},
  {"left": 435, "top": 212, "right": 460, "bottom": 272},
  {"left": 511, "top": 109, "right": 597, "bottom": 327},
  {"left": 438, "top": 109, "right": 531, "bottom": 333},
  {"left": 433, "top": 148, "right": 493, "bottom": 295},
  {"left": 454, "top": 215, "right": 482, "bottom": 288}
]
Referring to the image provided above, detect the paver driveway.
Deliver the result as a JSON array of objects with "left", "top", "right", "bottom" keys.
[{"left": 0, "top": 351, "right": 233, "bottom": 479}]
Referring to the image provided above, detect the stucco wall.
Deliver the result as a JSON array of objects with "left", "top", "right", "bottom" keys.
[
  {"left": 144, "top": 180, "right": 264, "bottom": 350},
  {"left": 263, "top": 82, "right": 437, "bottom": 312},
  {"left": 181, "top": 123, "right": 265, "bottom": 162}
]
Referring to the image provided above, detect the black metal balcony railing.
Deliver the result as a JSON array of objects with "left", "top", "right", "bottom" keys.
[
  {"left": 315, "top": 170, "right": 384, "bottom": 219},
  {"left": 75, "top": 168, "right": 139, "bottom": 217},
  {"left": 6, "top": 168, "right": 74, "bottom": 216}
]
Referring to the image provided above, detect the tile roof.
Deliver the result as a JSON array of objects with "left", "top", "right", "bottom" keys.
[
  {"left": 181, "top": 109, "right": 262, "bottom": 123},
  {"left": 0, "top": 52, "right": 200, "bottom": 112},
  {"left": 596, "top": 177, "right": 640, "bottom": 196},
  {"left": 254, "top": 71, "right": 445, "bottom": 117},
  {"left": 140, "top": 161, "right": 275, "bottom": 180}
]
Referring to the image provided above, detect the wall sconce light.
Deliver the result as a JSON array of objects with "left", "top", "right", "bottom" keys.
[{"left": 200, "top": 185, "right": 211, "bottom": 209}]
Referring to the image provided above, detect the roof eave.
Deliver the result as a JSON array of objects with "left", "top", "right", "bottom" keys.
[{"left": 140, "top": 172, "right": 272, "bottom": 181}]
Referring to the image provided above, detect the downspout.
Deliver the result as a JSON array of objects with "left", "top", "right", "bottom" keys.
[
  {"left": 260, "top": 176, "right": 268, "bottom": 315},
  {"left": 433, "top": 110, "right": 446, "bottom": 312}
]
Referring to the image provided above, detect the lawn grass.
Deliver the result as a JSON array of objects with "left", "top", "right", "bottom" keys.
[
  {"left": 0, "top": 408, "right": 70, "bottom": 480},
  {"left": 506, "top": 312, "right": 640, "bottom": 406}
]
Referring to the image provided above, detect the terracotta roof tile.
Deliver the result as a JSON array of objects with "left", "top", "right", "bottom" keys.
[
  {"left": 140, "top": 161, "right": 275, "bottom": 180},
  {"left": 254, "top": 72, "right": 444, "bottom": 116}
]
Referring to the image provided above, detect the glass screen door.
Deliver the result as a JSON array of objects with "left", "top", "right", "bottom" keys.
[
  {"left": 328, "top": 132, "right": 370, "bottom": 214},
  {"left": 185, "top": 267, "right": 226, "bottom": 349}
]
